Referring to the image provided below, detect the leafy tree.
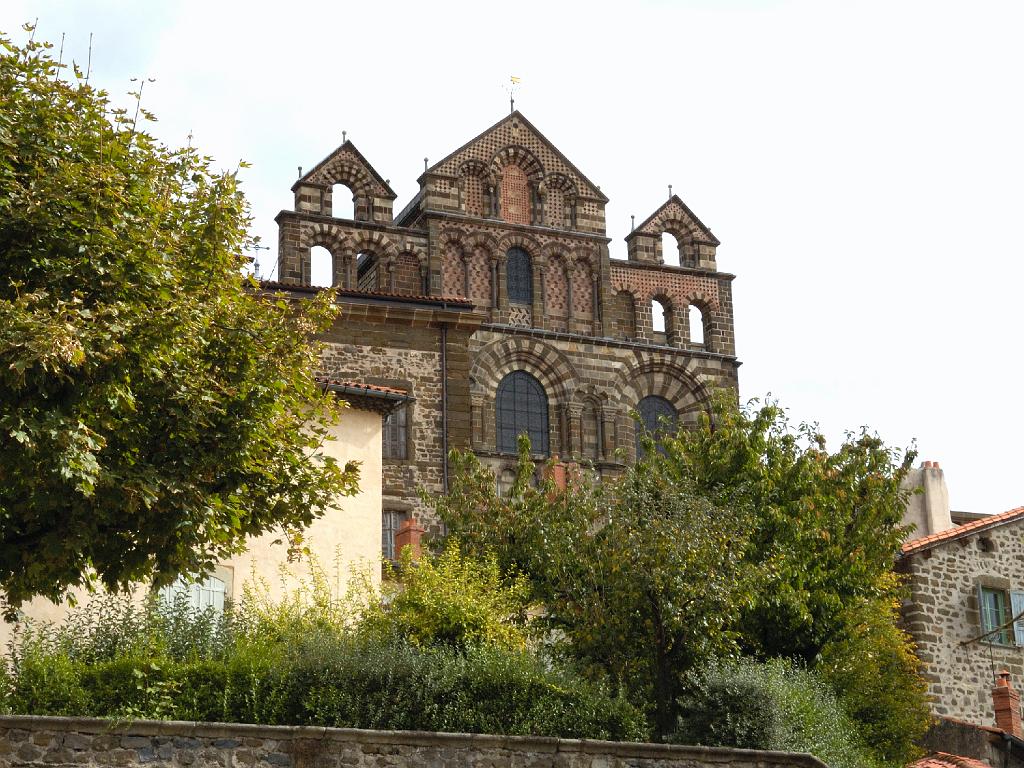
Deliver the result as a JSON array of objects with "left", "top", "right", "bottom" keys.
[
  {"left": 658, "top": 392, "right": 929, "bottom": 764},
  {"left": 659, "top": 392, "right": 915, "bottom": 662},
  {"left": 0, "top": 31, "right": 358, "bottom": 611},
  {"left": 435, "top": 438, "right": 755, "bottom": 739}
]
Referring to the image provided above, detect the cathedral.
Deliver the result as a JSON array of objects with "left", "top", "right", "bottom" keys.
[{"left": 268, "top": 111, "right": 741, "bottom": 540}]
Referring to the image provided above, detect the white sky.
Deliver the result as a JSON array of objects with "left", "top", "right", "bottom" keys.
[{"left": 5, "top": 0, "right": 1023, "bottom": 514}]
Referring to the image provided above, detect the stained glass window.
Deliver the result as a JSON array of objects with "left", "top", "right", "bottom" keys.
[
  {"left": 506, "top": 248, "right": 533, "bottom": 305},
  {"left": 636, "top": 395, "right": 677, "bottom": 458},
  {"left": 497, "top": 371, "right": 548, "bottom": 455}
]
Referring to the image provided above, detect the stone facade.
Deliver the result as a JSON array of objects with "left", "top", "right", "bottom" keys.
[
  {"left": 0, "top": 716, "right": 825, "bottom": 768},
  {"left": 271, "top": 111, "right": 741, "bottom": 531},
  {"left": 897, "top": 512, "right": 1024, "bottom": 725}
]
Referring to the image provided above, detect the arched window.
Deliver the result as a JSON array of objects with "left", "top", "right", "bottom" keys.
[
  {"left": 636, "top": 395, "right": 677, "bottom": 458},
  {"left": 331, "top": 183, "right": 354, "bottom": 220},
  {"left": 496, "top": 371, "right": 549, "bottom": 455},
  {"left": 506, "top": 248, "right": 533, "bottom": 305},
  {"left": 309, "top": 246, "right": 333, "bottom": 287},
  {"left": 661, "top": 232, "right": 680, "bottom": 266},
  {"left": 688, "top": 305, "right": 705, "bottom": 346}
]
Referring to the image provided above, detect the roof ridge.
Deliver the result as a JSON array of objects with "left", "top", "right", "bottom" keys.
[{"left": 902, "top": 505, "right": 1024, "bottom": 555}]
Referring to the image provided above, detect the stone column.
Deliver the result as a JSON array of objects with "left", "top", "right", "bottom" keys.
[
  {"left": 567, "top": 403, "right": 583, "bottom": 459},
  {"left": 601, "top": 407, "right": 616, "bottom": 460},
  {"left": 471, "top": 394, "right": 484, "bottom": 449}
]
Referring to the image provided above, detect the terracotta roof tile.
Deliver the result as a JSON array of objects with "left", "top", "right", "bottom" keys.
[
  {"left": 909, "top": 752, "right": 990, "bottom": 768},
  {"left": 315, "top": 377, "right": 410, "bottom": 398},
  {"left": 902, "top": 506, "right": 1024, "bottom": 556}
]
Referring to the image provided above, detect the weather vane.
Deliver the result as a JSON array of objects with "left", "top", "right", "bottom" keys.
[{"left": 506, "top": 76, "right": 521, "bottom": 113}]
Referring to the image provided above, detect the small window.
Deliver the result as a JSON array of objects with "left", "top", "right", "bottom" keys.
[
  {"left": 980, "top": 586, "right": 1013, "bottom": 645},
  {"left": 689, "top": 305, "right": 705, "bottom": 346},
  {"left": 382, "top": 509, "right": 408, "bottom": 561},
  {"left": 159, "top": 575, "right": 226, "bottom": 615},
  {"left": 383, "top": 405, "right": 408, "bottom": 460},
  {"left": 506, "top": 248, "right": 533, "bottom": 305},
  {"left": 496, "top": 370, "right": 549, "bottom": 455},
  {"left": 636, "top": 395, "right": 677, "bottom": 458},
  {"left": 662, "top": 232, "right": 680, "bottom": 267},
  {"left": 309, "top": 246, "right": 333, "bottom": 288}
]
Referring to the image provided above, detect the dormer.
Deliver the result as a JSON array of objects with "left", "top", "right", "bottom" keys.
[
  {"left": 292, "top": 139, "right": 397, "bottom": 224},
  {"left": 626, "top": 195, "right": 719, "bottom": 270}
]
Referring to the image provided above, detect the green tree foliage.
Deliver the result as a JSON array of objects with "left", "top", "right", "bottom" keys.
[
  {"left": 675, "top": 658, "right": 880, "bottom": 768},
  {"left": 653, "top": 393, "right": 930, "bottom": 765},
  {"left": 0, "top": 31, "right": 358, "bottom": 610},
  {"left": 659, "top": 392, "right": 914, "bottom": 662},
  {"left": 435, "top": 437, "right": 755, "bottom": 739},
  {"left": 357, "top": 543, "right": 531, "bottom": 651}
]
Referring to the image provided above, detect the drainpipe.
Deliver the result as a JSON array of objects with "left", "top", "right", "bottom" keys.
[{"left": 440, "top": 323, "right": 449, "bottom": 494}]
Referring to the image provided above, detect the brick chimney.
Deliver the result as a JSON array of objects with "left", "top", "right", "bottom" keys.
[
  {"left": 993, "top": 670, "right": 1022, "bottom": 738},
  {"left": 394, "top": 518, "right": 426, "bottom": 561}
]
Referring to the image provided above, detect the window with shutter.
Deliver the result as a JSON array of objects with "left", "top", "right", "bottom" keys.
[
  {"left": 382, "top": 510, "right": 407, "bottom": 561},
  {"left": 383, "top": 405, "right": 408, "bottom": 460},
  {"left": 496, "top": 371, "right": 549, "bottom": 455},
  {"left": 1011, "top": 591, "right": 1024, "bottom": 646},
  {"left": 980, "top": 586, "right": 1013, "bottom": 645},
  {"left": 159, "top": 575, "right": 226, "bottom": 615}
]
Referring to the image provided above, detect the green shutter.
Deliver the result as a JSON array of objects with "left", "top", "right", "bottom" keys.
[{"left": 1011, "top": 591, "right": 1024, "bottom": 646}]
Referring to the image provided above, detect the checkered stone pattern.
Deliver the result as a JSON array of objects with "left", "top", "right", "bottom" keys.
[{"left": 508, "top": 305, "right": 531, "bottom": 328}]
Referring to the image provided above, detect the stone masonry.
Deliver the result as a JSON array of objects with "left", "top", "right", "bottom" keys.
[
  {"left": 271, "top": 111, "right": 741, "bottom": 530},
  {"left": 0, "top": 716, "right": 826, "bottom": 768},
  {"left": 897, "top": 512, "right": 1024, "bottom": 725}
]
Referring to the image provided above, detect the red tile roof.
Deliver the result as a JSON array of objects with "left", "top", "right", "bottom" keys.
[
  {"left": 909, "top": 753, "right": 990, "bottom": 768},
  {"left": 901, "top": 506, "right": 1024, "bottom": 557},
  {"left": 315, "top": 378, "right": 409, "bottom": 398},
  {"left": 259, "top": 280, "right": 472, "bottom": 306}
]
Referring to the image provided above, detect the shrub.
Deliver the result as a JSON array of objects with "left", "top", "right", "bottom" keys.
[
  {"left": 1, "top": 591, "right": 645, "bottom": 741},
  {"left": 357, "top": 543, "right": 530, "bottom": 651},
  {"left": 675, "top": 658, "right": 881, "bottom": 768}
]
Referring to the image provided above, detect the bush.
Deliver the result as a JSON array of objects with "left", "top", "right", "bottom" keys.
[
  {"left": 357, "top": 543, "right": 530, "bottom": 651},
  {"left": 1, "top": 591, "right": 645, "bottom": 741},
  {"left": 675, "top": 658, "right": 881, "bottom": 768}
]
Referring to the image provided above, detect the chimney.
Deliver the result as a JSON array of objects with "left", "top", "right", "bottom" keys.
[
  {"left": 993, "top": 670, "right": 1023, "bottom": 738},
  {"left": 543, "top": 458, "right": 579, "bottom": 496},
  {"left": 394, "top": 518, "right": 426, "bottom": 561},
  {"left": 900, "top": 460, "right": 953, "bottom": 540}
]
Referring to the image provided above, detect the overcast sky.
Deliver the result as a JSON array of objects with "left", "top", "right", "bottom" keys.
[{"left": 5, "top": 0, "right": 1022, "bottom": 514}]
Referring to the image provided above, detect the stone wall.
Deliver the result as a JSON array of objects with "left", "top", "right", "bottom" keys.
[
  {"left": 898, "top": 520, "right": 1024, "bottom": 724},
  {"left": 0, "top": 716, "right": 826, "bottom": 768}
]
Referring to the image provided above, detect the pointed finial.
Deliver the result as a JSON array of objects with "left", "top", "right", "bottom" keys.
[
  {"left": 668, "top": 184, "right": 673, "bottom": 199},
  {"left": 631, "top": 215, "right": 635, "bottom": 231},
  {"left": 297, "top": 166, "right": 302, "bottom": 179},
  {"left": 343, "top": 130, "right": 347, "bottom": 143}
]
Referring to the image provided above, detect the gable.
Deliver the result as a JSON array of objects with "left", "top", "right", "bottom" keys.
[
  {"left": 296, "top": 140, "right": 397, "bottom": 200},
  {"left": 630, "top": 195, "right": 719, "bottom": 246},
  {"left": 426, "top": 111, "right": 607, "bottom": 202}
]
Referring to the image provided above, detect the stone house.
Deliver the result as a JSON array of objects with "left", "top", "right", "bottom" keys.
[
  {"left": 899, "top": 462, "right": 1024, "bottom": 761},
  {"left": 268, "top": 110, "right": 740, "bottom": 546}
]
